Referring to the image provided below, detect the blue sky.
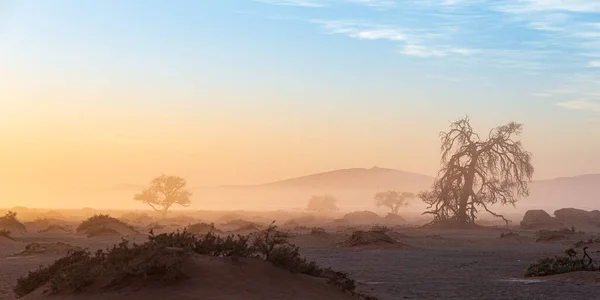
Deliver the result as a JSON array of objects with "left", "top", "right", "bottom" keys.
[{"left": 1, "top": 0, "right": 600, "bottom": 193}]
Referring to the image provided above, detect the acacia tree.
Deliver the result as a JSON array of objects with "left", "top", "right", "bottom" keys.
[
  {"left": 134, "top": 175, "right": 192, "bottom": 218},
  {"left": 419, "top": 117, "right": 534, "bottom": 226},
  {"left": 374, "top": 191, "right": 414, "bottom": 215},
  {"left": 306, "top": 195, "right": 339, "bottom": 213}
]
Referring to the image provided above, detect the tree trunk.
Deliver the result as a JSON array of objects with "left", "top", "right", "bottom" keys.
[{"left": 458, "top": 155, "right": 478, "bottom": 224}]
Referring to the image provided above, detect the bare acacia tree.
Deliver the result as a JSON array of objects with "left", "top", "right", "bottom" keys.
[
  {"left": 306, "top": 195, "right": 339, "bottom": 213},
  {"left": 374, "top": 191, "right": 414, "bottom": 215},
  {"left": 134, "top": 175, "right": 192, "bottom": 218},
  {"left": 419, "top": 117, "right": 534, "bottom": 226}
]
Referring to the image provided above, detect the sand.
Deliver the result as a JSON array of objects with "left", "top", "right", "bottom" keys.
[{"left": 3, "top": 226, "right": 600, "bottom": 299}]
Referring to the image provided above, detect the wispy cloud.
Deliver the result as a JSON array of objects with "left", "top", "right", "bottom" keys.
[
  {"left": 400, "top": 44, "right": 480, "bottom": 57},
  {"left": 556, "top": 99, "right": 600, "bottom": 112},
  {"left": 588, "top": 61, "right": 600, "bottom": 68},
  {"left": 254, "top": 0, "right": 326, "bottom": 7},
  {"left": 496, "top": 1, "right": 600, "bottom": 14},
  {"left": 311, "top": 19, "right": 481, "bottom": 58}
]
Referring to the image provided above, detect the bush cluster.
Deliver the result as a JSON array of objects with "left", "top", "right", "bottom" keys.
[
  {"left": 0, "top": 229, "right": 14, "bottom": 240},
  {"left": 525, "top": 248, "right": 598, "bottom": 277},
  {"left": 14, "top": 223, "right": 377, "bottom": 299}
]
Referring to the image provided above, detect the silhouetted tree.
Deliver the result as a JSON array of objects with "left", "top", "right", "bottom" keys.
[
  {"left": 306, "top": 195, "right": 339, "bottom": 213},
  {"left": 419, "top": 117, "right": 534, "bottom": 226},
  {"left": 374, "top": 191, "right": 414, "bottom": 215},
  {"left": 134, "top": 175, "right": 192, "bottom": 218}
]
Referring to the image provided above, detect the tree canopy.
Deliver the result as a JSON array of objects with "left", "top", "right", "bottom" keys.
[
  {"left": 306, "top": 195, "right": 339, "bottom": 213},
  {"left": 420, "top": 117, "right": 534, "bottom": 226},
  {"left": 134, "top": 175, "right": 192, "bottom": 218},
  {"left": 374, "top": 191, "right": 414, "bottom": 215}
]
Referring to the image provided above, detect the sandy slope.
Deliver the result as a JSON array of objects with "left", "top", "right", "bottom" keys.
[
  {"left": 3, "top": 228, "right": 600, "bottom": 300},
  {"left": 19, "top": 256, "right": 356, "bottom": 300}
]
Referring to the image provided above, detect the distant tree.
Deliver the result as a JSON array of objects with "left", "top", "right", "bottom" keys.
[
  {"left": 306, "top": 195, "right": 339, "bottom": 213},
  {"left": 134, "top": 175, "right": 192, "bottom": 218},
  {"left": 374, "top": 191, "right": 414, "bottom": 215},
  {"left": 419, "top": 117, "right": 534, "bottom": 227}
]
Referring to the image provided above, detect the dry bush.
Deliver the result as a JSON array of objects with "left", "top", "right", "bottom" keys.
[
  {"left": 38, "top": 224, "right": 69, "bottom": 234},
  {"left": 535, "top": 228, "right": 580, "bottom": 243},
  {"left": 525, "top": 248, "right": 598, "bottom": 277},
  {"left": 309, "top": 227, "right": 328, "bottom": 236},
  {"left": 499, "top": 232, "right": 521, "bottom": 239},
  {"left": 16, "top": 242, "right": 82, "bottom": 256},
  {"left": 573, "top": 238, "right": 600, "bottom": 248},
  {"left": 0, "top": 229, "right": 14, "bottom": 240},
  {"left": 77, "top": 214, "right": 138, "bottom": 236},
  {"left": 342, "top": 230, "right": 401, "bottom": 247},
  {"left": 187, "top": 222, "right": 221, "bottom": 234},
  {"left": 0, "top": 211, "right": 27, "bottom": 233},
  {"left": 15, "top": 224, "right": 378, "bottom": 300},
  {"left": 370, "top": 225, "right": 392, "bottom": 233}
]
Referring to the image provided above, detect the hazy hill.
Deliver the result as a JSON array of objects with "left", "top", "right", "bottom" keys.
[
  {"left": 524, "top": 174, "right": 599, "bottom": 211},
  {"left": 104, "top": 169, "right": 599, "bottom": 212},
  {"left": 220, "top": 167, "right": 434, "bottom": 190}
]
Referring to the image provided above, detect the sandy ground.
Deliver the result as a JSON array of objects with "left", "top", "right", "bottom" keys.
[{"left": 3, "top": 227, "right": 600, "bottom": 300}]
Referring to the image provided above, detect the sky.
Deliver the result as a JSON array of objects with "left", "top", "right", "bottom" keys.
[{"left": 1, "top": 0, "right": 600, "bottom": 208}]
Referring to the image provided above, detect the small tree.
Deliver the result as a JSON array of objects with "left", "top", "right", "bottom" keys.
[
  {"left": 420, "top": 117, "right": 534, "bottom": 227},
  {"left": 134, "top": 175, "right": 192, "bottom": 218},
  {"left": 374, "top": 191, "right": 414, "bottom": 215},
  {"left": 306, "top": 195, "right": 339, "bottom": 213}
]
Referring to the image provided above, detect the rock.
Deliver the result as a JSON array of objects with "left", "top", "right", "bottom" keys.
[
  {"left": 554, "top": 208, "right": 600, "bottom": 226},
  {"left": 520, "top": 210, "right": 563, "bottom": 229}
]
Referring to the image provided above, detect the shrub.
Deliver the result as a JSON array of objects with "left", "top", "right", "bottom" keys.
[
  {"left": 525, "top": 248, "right": 598, "bottom": 277},
  {"left": 14, "top": 224, "right": 376, "bottom": 299},
  {"left": 86, "top": 226, "right": 120, "bottom": 237},
  {"left": 38, "top": 224, "right": 69, "bottom": 233},
  {"left": 573, "top": 238, "right": 600, "bottom": 248},
  {"left": 500, "top": 232, "right": 520, "bottom": 239},
  {"left": 534, "top": 228, "right": 579, "bottom": 242},
  {"left": 370, "top": 225, "right": 392, "bottom": 233},
  {"left": 0, "top": 211, "right": 27, "bottom": 232},
  {"left": 187, "top": 222, "right": 220, "bottom": 234},
  {"left": 0, "top": 229, "right": 14, "bottom": 240}
]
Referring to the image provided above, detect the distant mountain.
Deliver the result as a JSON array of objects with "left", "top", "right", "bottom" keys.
[
  {"left": 221, "top": 166, "right": 434, "bottom": 191},
  {"left": 106, "top": 169, "right": 599, "bottom": 211},
  {"left": 525, "top": 174, "right": 599, "bottom": 210}
]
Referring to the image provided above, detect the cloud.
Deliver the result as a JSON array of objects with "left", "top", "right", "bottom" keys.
[
  {"left": 400, "top": 44, "right": 480, "bottom": 57},
  {"left": 556, "top": 99, "right": 600, "bottom": 112},
  {"left": 254, "top": 0, "right": 326, "bottom": 7},
  {"left": 346, "top": 0, "right": 396, "bottom": 7},
  {"left": 497, "top": 1, "right": 600, "bottom": 13},
  {"left": 588, "top": 61, "right": 600, "bottom": 68},
  {"left": 311, "top": 20, "right": 407, "bottom": 41},
  {"left": 312, "top": 20, "right": 481, "bottom": 58}
]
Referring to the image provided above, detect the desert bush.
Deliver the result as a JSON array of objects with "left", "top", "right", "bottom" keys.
[
  {"left": 14, "top": 249, "right": 98, "bottom": 297},
  {"left": 76, "top": 214, "right": 138, "bottom": 237},
  {"left": 0, "top": 229, "right": 14, "bottom": 240},
  {"left": 500, "top": 232, "right": 520, "bottom": 239},
  {"left": 86, "top": 226, "right": 120, "bottom": 237},
  {"left": 0, "top": 211, "right": 27, "bottom": 232},
  {"left": 309, "top": 227, "right": 328, "bottom": 236},
  {"left": 38, "top": 224, "right": 69, "bottom": 233},
  {"left": 534, "top": 227, "right": 583, "bottom": 243},
  {"left": 525, "top": 248, "right": 598, "bottom": 277},
  {"left": 370, "top": 225, "right": 392, "bottom": 233},
  {"left": 573, "top": 238, "right": 600, "bottom": 248},
  {"left": 15, "top": 223, "right": 375, "bottom": 299},
  {"left": 187, "top": 222, "right": 220, "bottom": 234}
]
